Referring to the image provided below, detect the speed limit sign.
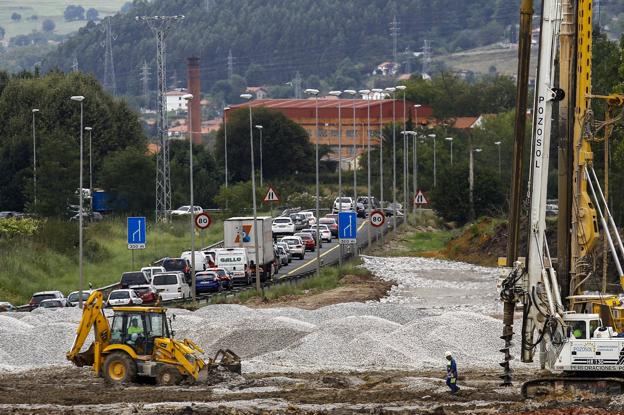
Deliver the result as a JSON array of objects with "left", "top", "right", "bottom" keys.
[
  {"left": 370, "top": 210, "right": 385, "bottom": 228},
  {"left": 195, "top": 212, "right": 212, "bottom": 229}
]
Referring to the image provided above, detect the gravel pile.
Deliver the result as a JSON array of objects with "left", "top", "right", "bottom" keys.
[{"left": 0, "top": 256, "right": 534, "bottom": 374}]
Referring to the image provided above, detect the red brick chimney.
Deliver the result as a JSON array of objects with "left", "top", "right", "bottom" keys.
[{"left": 186, "top": 57, "right": 201, "bottom": 144}]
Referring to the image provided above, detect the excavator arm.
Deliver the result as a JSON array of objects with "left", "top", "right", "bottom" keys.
[{"left": 66, "top": 291, "right": 110, "bottom": 372}]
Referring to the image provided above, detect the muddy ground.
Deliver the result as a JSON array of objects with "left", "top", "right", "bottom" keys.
[
  {"left": 1, "top": 366, "right": 623, "bottom": 414},
  {"left": 243, "top": 273, "right": 394, "bottom": 310}
]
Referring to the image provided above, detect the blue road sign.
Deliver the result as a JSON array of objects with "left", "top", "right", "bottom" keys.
[
  {"left": 338, "top": 211, "right": 357, "bottom": 244},
  {"left": 127, "top": 217, "right": 146, "bottom": 250}
]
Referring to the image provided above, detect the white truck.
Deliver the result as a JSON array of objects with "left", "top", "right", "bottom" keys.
[
  {"left": 213, "top": 247, "right": 251, "bottom": 285},
  {"left": 224, "top": 217, "right": 275, "bottom": 282}
]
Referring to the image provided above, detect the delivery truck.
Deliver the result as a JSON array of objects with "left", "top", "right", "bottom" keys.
[{"left": 224, "top": 217, "right": 275, "bottom": 282}]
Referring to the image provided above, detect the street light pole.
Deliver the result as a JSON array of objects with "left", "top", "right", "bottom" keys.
[
  {"left": 343, "top": 90, "right": 357, "bottom": 200},
  {"left": 71, "top": 95, "right": 85, "bottom": 308},
  {"left": 413, "top": 105, "right": 421, "bottom": 218},
  {"left": 32, "top": 109, "right": 39, "bottom": 208},
  {"left": 241, "top": 93, "right": 262, "bottom": 294},
  {"left": 494, "top": 141, "right": 502, "bottom": 176},
  {"left": 359, "top": 89, "right": 371, "bottom": 248},
  {"left": 396, "top": 85, "right": 407, "bottom": 224},
  {"left": 85, "top": 127, "right": 93, "bottom": 212},
  {"left": 428, "top": 133, "right": 437, "bottom": 187},
  {"left": 469, "top": 147, "right": 482, "bottom": 221},
  {"left": 329, "top": 90, "right": 343, "bottom": 266},
  {"left": 305, "top": 88, "right": 321, "bottom": 277},
  {"left": 182, "top": 94, "right": 196, "bottom": 305},
  {"left": 224, "top": 105, "right": 230, "bottom": 209},
  {"left": 445, "top": 137, "right": 454, "bottom": 165},
  {"left": 255, "top": 125, "right": 264, "bottom": 188},
  {"left": 385, "top": 87, "right": 397, "bottom": 233}
]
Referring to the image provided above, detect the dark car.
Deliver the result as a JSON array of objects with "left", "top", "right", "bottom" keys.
[
  {"left": 120, "top": 271, "right": 150, "bottom": 289},
  {"left": 195, "top": 271, "right": 223, "bottom": 293},
  {"left": 70, "top": 211, "right": 103, "bottom": 222},
  {"left": 28, "top": 291, "right": 65, "bottom": 309},
  {"left": 357, "top": 196, "right": 380, "bottom": 210},
  {"left": 0, "top": 211, "right": 24, "bottom": 220},
  {"left": 319, "top": 217, "right": 339, "bottom": 237},
  {"left": 289, "top": 213, "right": 308, "bottom": 231},
  {"left": 163, "top": 258, "right": 192, "bottom": 282},
  {"left": 355, "top": 202, "right": 367, "bottom": 218},
  {"left": 208, "top": 267, "right": 233, "bottom": 290},
  {"left": 294, "top": 232, "right": 316, "bottom": 251}
]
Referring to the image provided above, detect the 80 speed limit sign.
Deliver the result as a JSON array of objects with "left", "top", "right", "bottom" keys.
[
  {"left": 195, "top": 212, "right": 212, "bottom": 229},
  {"left": 370, "top": 210, "right": 385, "bottom": 228}
]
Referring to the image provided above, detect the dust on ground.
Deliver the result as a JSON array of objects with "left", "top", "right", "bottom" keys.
[{"left": 243, "top": 273, "right": 394, "bottom": 310}]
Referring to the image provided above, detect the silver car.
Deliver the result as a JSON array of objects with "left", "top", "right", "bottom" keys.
[
  {"left": 280, "top": 236, "right": 305, "bottom": 259},
  {"left": 106, "top": 289, "right": 143, "bottom": 307}
]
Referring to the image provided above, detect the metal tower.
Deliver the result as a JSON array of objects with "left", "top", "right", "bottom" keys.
[
  {"left": 227, "top": 49, "right": 234, "bottom": 80},
  {"left": 390, "top": 15, "right": 399, "bottom": 65},
  {"left": 136, "top": 15, "right": 185, "bottom": 223},
  {"left": 293, "top": 71, "right": 302, "bottom": 99},
  {"left": 421, "top": 40, "right": 432, "bottom": 75},
  {"left": 103, "top": 17, "right": 117, "bottom": 95},
  {"left": 72, "top": 57, "right": 79, "bottom": 72}
]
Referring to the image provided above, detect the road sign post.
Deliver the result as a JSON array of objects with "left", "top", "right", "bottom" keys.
[
  {"left": 338, "top": 211, "right": 357, "bottom": 245},
  {"left": 414, "top": 190, "right": 429, "bottom": 223},
  {"left": 195, "top": 213, "right": 212, "bottom": 249},
  {"left": 263, "top": 186, "right": 279, "bottom": 217},
  {"left": 370, "top": 209, "right": 386, "bottom": 228},
  {"left": 127, "top": 217, "right": 146, "bottom": 269}
]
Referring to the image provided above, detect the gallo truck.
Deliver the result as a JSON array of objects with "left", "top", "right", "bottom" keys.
[{"left": 224, "top": 217, "right": 274, "bottom": 282}]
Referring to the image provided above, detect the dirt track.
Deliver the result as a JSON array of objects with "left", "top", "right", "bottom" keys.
[{"left": 1, "top": 366, "right": 623, "bottom": 414}]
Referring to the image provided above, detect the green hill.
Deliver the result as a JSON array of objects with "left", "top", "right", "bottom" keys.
[{"left": 42, "top": 0, "right": 522, "bottom": 95}]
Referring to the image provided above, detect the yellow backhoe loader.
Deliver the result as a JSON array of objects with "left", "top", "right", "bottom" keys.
[{"left": 67, "top": 291, "right": 240, "bottom": 385}]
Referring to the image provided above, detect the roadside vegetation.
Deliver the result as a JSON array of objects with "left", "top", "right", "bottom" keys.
[{"left": 0, "top": 216, "right": 224, "bottom": 305}]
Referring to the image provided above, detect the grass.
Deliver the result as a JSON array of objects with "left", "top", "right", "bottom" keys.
[
  {"left": 218, "top": 260, "right": 371, "bottom": 304},
  {"left": 405, "top": 230, "right": 454, "bottom": 255},
  {"left": 0, "top": 215, "right": 224, "bottom": 305},
  {"left": 0, "top": 1, "right": 127, "bottom": 40}
]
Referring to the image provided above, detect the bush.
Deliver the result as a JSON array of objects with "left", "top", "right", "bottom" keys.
[
  {"left": 33, "top": 219, "right": 78, "bottom": 256},
  {"left": 11, "top": 12, "right": 21, "bottom": 22},
  {"left": 0, "top": 218, "right": 41, "bottom": 239},
  {"left": 84, "top": 239, "right": 111, "bottom": 263},
  {"left": 42, "top": 19, "right": 55, "bottom": 33}
]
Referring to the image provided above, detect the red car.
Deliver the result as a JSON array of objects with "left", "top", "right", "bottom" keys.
[
  {"left": 132, "top": 285, "right": 160, "bottom": 304},
  {"left": 207, "top": 267, "right": 233, "bottom": 290},
  {"left": 295, "top": 232, "right": 316, "bottom": 251}
]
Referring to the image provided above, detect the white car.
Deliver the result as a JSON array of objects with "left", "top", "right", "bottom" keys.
[
  {"left": 141, "top": 266, "right": 166, "bottom": 281},
  {"left": 280, "top": 236, "right": 305, "bottom": 259},
  {"left": 106, "top": 289, "right": 143, "bottom": 307},
  {"left": 272, "top": 217, "right": 296, "bottom": 236},
  {"left": 181, "top": 250, "right": 209, "bottom": 271},
  {"left": 171, "top": 205, "right": 203, "bottom": 216},
  {"left": 151, "top": 272, "right": 191, "bottom": 301},
  {"left": 333, "top": 197, "right": 355, "bottom": 213},
  {"left": 276, "top": 241, "right": 292, "bottom": 262},
  {"left": 299, "top": 211, "right": 316, "bottom": 226},
  {"left": 317, "top": 224, "right": 332, "bottom": 242},
  {"left": 67, "top": 290, "right": 94, "bottom": 307}
]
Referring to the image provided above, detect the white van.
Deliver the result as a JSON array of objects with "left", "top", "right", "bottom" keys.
[
  {"left": 181, "top": 250, "right": 208, "bottom": 271},
  {"left": 141, "top": 266, "right": 166, "bottom": 280},
  {"left": 214, "top": 248, "right": 250, "bottom": 285},
  {"left": 151, "top": 272, "right": 191, "bottom": 300}
]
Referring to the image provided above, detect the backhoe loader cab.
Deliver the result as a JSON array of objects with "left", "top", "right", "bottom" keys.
[{"left": 67, "top": 291, "right": 241, "bottom": 386}]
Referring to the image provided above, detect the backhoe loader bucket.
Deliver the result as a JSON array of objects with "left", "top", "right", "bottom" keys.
[{"left": 212, "top": 349, "right": 242, "bottom": 374}]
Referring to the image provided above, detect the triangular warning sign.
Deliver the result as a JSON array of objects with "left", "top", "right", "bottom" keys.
[
  {"left": 414, "top": 190, "right": 428, "bottom": 205},
  {"left": 263, "top": 186, "right": 280, "bottom": 202}
]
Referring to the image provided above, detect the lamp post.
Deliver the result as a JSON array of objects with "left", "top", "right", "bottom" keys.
[
  {"left": 84, "top": 127, "right": 93, "bottom": 212},
  {"left": 32, "top": 108, "right": 39, "bottom": 208},
  {"left": 182, "top": 94, "right": 196, "bottom": 305},
  {"left": 359, "top": 89, "right": 371, "bottom": 247},
  {"left": 255, "top": 125, "right": 264, "bottom": 188},
  {"left": 396, "top": 85, "right": 407, "bottom": 222},
  {"left": 469, "top": 147, "right": 482, "bottom": 221},
  {"left": 445, "top": 137, "right": 454, "bottom": 165},
  {"left": 344, "top": 89, "right": 357, "bottom": 200},
  {"left": 494, "top": 141, "right": 502, "bottom": 176},
  {"left": 223, "top": 105, "right": 230, "bottom": 209},
  {"left": 304, "top": 88, "right": 321, "bottom": 277},
  {"left": 241, "top": 93, "right": 261, "bottom": 293},
  {"left": 371, "top": 89, "right": 384, "bottom": 209},
  {"left": 70, "top": 95, "right": 85, "bottom": 308},
  {"left": 385, "top": 87, "right": 397, "bottom": 232},
  {"left": 329, "top": 90, "right": 343, "bottom": 265},
  {"left": 428, "top": 133, "right": 437, "bottom": 187},
  {"left": 413, "top": 105, "right": 421, "bottom": 217}
]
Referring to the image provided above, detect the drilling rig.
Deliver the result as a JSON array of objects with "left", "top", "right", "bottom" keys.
[{"left": 500, "top": 0, "right": 624, "bottom": 397}]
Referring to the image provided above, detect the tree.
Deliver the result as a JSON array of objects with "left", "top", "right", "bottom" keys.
[
  {"left": 214, "top": 107, "right": 315, "bottom": 183},
  {"left": 86, "top": 8, "right": 99, "bottom": 21},
  {"left": 99, "top": 148, "right": 154, "bottom": 213},
  {"left": 0, "top": 27, "right": 5, "bottom": 40},
  {"left": 64, "top": 5, "right": 85, "bottom": 21},
  {"left": 42, "top": 19, "right": 55, "bottom": 33},
  {"left": 11, "top": 12, "right": 21, "bottom": 22}
]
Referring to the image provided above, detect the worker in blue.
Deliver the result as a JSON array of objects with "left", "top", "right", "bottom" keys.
[{"left": 445, "top": 351, "right": 460, "bottom": 394}]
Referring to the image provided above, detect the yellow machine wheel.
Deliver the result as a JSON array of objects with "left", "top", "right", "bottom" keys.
[
  {"left": 102, "top": 352, "right": 137, "bottom": 384},
  {"left": 156, "top": 365, "right": 182, "bottom": 386}
]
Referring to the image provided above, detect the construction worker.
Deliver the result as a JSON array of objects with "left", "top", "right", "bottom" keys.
[{"left": 445, "top": 351, "right": 460, "bottom": 394}]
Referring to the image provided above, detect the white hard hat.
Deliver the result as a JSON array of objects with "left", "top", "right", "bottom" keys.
[{"left": 445, "top": 351, "right": 452, "bottom": 357}]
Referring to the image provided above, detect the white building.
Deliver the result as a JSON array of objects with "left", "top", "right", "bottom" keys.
[{"left": 166, "top": 89, "right": 190, "bottom": 112}]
